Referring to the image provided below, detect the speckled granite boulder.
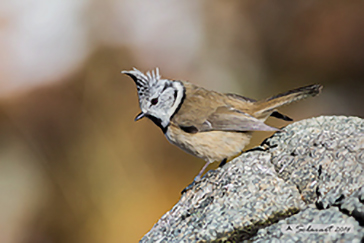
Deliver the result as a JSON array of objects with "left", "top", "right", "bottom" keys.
[{"left": 140, "top": 116, "right": 364, "bottom": 242}]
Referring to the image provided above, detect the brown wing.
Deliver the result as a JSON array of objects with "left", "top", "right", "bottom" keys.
[
  {"left": 172, "top": 81, "right": 279, "bottom": 134},
  {"left": 177, "top": 106, "right": 279, "bottom": 134},
  {"left": 225, "top": 93, "right": 256, "bottom": 102}
]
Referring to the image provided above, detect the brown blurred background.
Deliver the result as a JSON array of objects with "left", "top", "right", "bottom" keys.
[{"left": 0, "top": 1, "right": 363, "bottom": 242}]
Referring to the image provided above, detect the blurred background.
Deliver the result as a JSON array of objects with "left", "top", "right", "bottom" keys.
[{"left": 0, "top": 0, "right": 363, "bottom": 242}]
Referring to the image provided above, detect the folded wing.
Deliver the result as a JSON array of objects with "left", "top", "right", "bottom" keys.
[{"left": 178, "top": 106, "right": 279, "bottom": 133}]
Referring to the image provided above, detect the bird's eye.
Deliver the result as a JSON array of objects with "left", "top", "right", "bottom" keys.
[{"left": 151, "top": 97, "right": 159, "bottom": 105}]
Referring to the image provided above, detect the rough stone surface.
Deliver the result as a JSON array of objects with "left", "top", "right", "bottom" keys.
[
  {"left": 140, "top": 116, "right": 364, "bottom": 242},
  {"left": 250, "top": 206, "right": 364, "bottom": 243}
]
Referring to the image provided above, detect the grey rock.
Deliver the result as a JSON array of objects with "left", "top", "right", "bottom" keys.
[{"left": 140, "top": 116, "right": 364, "bottom": 242}]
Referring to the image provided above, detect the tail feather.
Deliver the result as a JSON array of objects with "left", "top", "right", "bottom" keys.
[{"left": 254, "top": 84, "right": 323, "bottom": 119}]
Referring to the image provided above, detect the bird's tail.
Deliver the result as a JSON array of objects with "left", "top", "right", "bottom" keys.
[{"left": 253, "top": 84, "right": 323, "bottom": 119}]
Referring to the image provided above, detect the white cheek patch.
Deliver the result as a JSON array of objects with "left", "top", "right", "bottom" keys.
[{"left": 143, "top": 80, "right": 185, "bottom": 129}]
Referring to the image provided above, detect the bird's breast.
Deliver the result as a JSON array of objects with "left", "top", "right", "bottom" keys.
[{"left": 165, "top": 124, "right": 252, "bottom": 162}]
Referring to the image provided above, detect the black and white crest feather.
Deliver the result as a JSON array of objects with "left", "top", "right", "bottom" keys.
[{"left": 122, "top": 68, "right": 160, "bottom": 106}]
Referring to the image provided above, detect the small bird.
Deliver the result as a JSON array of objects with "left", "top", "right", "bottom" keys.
[{"left": 122, "top": 68, "right": 322, "bottom": 190}]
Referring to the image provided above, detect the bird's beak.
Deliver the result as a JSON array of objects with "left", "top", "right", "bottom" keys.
[{"left": 134, "top": 112, "right": 145, "bottom": 121}]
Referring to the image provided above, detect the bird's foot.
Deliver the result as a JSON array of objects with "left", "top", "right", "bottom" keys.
[
  {"left": 181, "top": 175, "right": 202, "bottom": 194},
  {"left": 181, "top": 181, "right": 196, "bottom": 194}
]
